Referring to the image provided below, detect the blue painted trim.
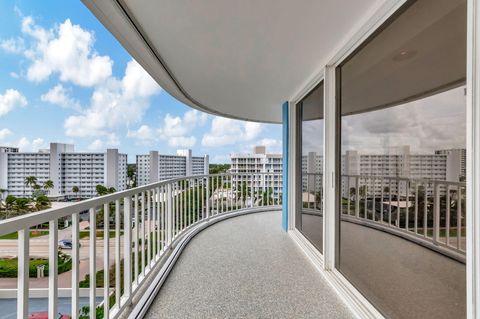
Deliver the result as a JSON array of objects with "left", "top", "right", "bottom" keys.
[{"left": 282, "top": 101, "right": 289, "bottom": 231}]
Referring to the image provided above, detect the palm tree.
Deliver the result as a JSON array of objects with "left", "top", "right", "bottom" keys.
[
  {"left": 258, "top": 188, "right": 274, "bottom": 205},
  {"left": 24, "top": 176, "right": 37, "bottom": 196},
  {"left": 72, "top": 186, "right": 80, "bottom": 200},
  {"left": 43, "top": 180, "right": 54, "bottom": 194}
]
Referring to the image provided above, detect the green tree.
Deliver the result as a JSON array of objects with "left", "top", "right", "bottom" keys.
[
  {"left": 24, "top": 176, "right": 38, "bottom": 196},
  {"left": 96, "top": 185, "right": 116, "bottom": 196},
  {"left": 96, "top": 185, "right": 108, "bottom": 196},
  {"left": 72, "top": 186, "right": 80, "bottom": 200},
  {"left": 35, "top": 195, "right": 50, "bottom": 210},
  {"left": 43, "top": 180, "right": 54, "bottom": 193}
]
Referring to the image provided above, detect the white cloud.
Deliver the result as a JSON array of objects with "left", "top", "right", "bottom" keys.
[
  {"left": 0, "top": 89, "right": 27, "bottom": 117},
  {"left": 127, "top": 125, "right": 156, "bottom": 145},
  {"left": 22, "top": 17, "right": 112, "bottom": 87},
  {"left": 87, "top": 139, "right": 103, "bottom": 151},
  {"left": 202, "top": 117, "right": 263, "bottom": 147},
  {"left": 157, "top": 109, "right": 207, "bottom": 148},
  {"left": 41, "top": 84, "right": 81, "bottom": 111},
  {"left": 17, "top": 137, "right": 46, "bottom": 152},
  {"left": 0, "top": 128, "right": 13, "bottom": 140},
  {"left": 10, "top": 72, "right": 19, "bottom": 79},
  {"left": 64, "top": 59, "right": 161, "bottom": 137},
  {"left": 127, "top": 110, "right": 207, "bottom": 148},
  {"left": 249, "top": 138, "right": 282, "bottom": 153},
  {"left": 0, "top": 37, "right": 25, "bottom": 53}
]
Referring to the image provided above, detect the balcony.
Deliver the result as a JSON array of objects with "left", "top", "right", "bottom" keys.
[
  {"left": 0, "top": 172, "right": 468, "bottom": 318},
  {"left": 0, "top": 172, "right": 303, "bottom": 319}
]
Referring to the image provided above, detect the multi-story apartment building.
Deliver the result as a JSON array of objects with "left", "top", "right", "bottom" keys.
[
  {"left": 230, "top": 146, "right": 283, "bottom": 196},
  {"left": 0, "top": 143, "right": 127, "bottom": 198},
  {"left": 301, "top": 146, "right": 466, "bottom": 197},
  {"left": 136, "top": 149, "right": 209, "bottom": 186}
]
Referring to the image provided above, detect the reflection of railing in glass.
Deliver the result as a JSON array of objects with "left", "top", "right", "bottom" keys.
[
  {"left": 342, "top": 174, "right": 466, "bottom": 262},
  {"left": 302, "top": 173, "right": 466, "bottom": 262}
]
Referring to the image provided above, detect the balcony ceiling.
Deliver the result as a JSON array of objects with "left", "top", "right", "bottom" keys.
[{"left": 82, "top": 0, "right": 385, "bottom": 123}]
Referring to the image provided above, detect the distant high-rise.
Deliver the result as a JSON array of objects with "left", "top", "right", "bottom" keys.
[
  {"left": 136, "top": 149, "right": 209, "bottom": 186},
  {"left": 0, "top": 143, "right": 127, "bottom": 198}
]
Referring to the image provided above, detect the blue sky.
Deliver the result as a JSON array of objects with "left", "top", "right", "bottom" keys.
[{"left": 0, "top": 1, "right": 281, "bottom": 163}]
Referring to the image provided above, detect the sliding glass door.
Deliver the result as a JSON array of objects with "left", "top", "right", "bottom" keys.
[
  {"left": 296, "top": 82, "right": 324, "bottom": 253},
  {"left": 336, "top": 0, "right": 467, "bottom": 318}
]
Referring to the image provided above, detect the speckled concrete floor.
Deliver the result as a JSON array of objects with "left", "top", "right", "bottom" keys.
[{"left": 145, "top": 211, "right": 354, "bottom": 319}]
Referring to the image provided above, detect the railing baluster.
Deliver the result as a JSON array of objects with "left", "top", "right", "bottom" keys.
[
  {"left": 177, "top": 182, "right": 182, "bottom": 232},
  {"left": 372, "top": 177, "right": 375, "bottom": 221},
  {"left": 152, "top": 189, "right": 157, "bottom": 257},
  {"left": 115, "top": 200, "right": 121, "bottom": 308},
  {"left": 197, "top": 178, "right": 200, "bottom": 220},
  {"left": 175, "top": 183, "right": 179, "bottom": 235},
  {"left": 17, "top": 228, "right": 29, "bottom": 319},
  {"left": 380, "top": 177, "right": 384, "bottom": 222},
  {"left": 160, "top": 186, "right": 165, "bottom": 251},
  {"left": 184, "top": 180, "right": 188, "bottom": 228},
  {"left": 446, "top": 185, "right": 451, "bottom": 247},
  {"left": 457, "top": 186, "right": 462, "bottom": 249},
  {"left": 167, "top": 183, "right": 173, "bottom": 247},
  {"left": 124, "top": 195, "right": 132, "bottom": 303},
  {"left": 423, "top": 183, "right": 428, "bottom": 238},
  {"left": 147, "top": 190, "right": 151, "bottom": 268},
  {"left": 433, "top": 182, "right": 440, "bottom": 243},
  {"left": 206, "top": 177, "right": 210, "bottom": 218},
  {"left": 48, "top": 219, "right": 58, "bottom": 319},
  {"left": 355, "top": 177, "right": 360, "bottom": 218},
  {"left": 414, "top": 183, "right": 418, "bottom": 234},
  {"left": 72, "top": 213, "right": 80, "bottom": 319},
  {"left": 103, "top": 203, "right": 110, "bottom": 319},
  {"left": 134, "top": 194, "right": 139, "bottom": 285},
  {"left": 89, "top": 207, "right": 96, "bottom": 319},
  {"left": 140, "top": 193, "right": 145, "bottom": 276},
  {"left": 388, "top": 179, "right": 392, "bottom": 226},
  {"left": 406, "top": 180, "right": 409, "bottom": 231},
  {"left": 157, "top": 187, "right": 161, "bottom": 257}
]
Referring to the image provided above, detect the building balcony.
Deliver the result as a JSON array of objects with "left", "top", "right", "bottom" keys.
[{"left": 0, "top": 172, "right": 468, "bottom": 318}]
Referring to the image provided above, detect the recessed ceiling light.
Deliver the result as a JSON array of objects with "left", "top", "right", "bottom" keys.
[{"left": 393, "top": 50, "right": 417, "bottom": 61}]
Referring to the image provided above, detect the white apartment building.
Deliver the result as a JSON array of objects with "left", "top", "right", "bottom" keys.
[
  {"left": 0, "top": 143, "right": 127, "bottom": 198},
  {"left": 136, "top": 149, "right": 209, "bottom": 186},
  {"left": 230, "top": 146, "right": 283, "bottom": 195}
]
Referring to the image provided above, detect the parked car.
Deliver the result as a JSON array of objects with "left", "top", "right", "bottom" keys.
[
  {"left": 58, "top": 239, "right": 73, "bottom": 249},
  {"left": 29, "top": 312, "right": 70, "bottom": 319}
]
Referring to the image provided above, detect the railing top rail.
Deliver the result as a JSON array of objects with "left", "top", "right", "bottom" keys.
[{"left": 0, "top": 172, "right": 282, "bottom": 236}]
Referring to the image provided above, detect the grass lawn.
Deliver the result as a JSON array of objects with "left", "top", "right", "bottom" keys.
[
  {"left": 0, "top": 252, "right": 72, "bottom": 278},
  {"left": 0, "top": 230, "right": 49, "bottom": 240}
]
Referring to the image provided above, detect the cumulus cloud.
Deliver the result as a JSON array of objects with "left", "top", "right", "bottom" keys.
[
  {"left": 0, "top": 37, "right": 25, "bottom": 53},
  {"left": 87, "top": 139, "right": 103, "bottom": 151},
  {"left": 341, "top": 86, "right": 466, "bottom": 154},
  {"left": 41, "top": 84, "right": 81, "bottom": 111},
  {"left": 127, "top": 125, "right": 156, "bottom": 145},
  {"left": 0, "top": 89, "right": 27, "bottom": 117},
  {"left": 64, "top": 59, "right": 161, "bottom": 137},
  {"left": 0, "top": 128, "right": 13, "bottom": 140},
  {"left": 202, "top": 117, "right": 263, "bottom": 147},
  {"left": 17, "top": 137, "right": 46, "bottom": 152},
  {"left": 128, "top": 109, "right": 208, "bottom": 148},
  {"left": 22, "top": 17, "right": 113, "bottom": 87}
]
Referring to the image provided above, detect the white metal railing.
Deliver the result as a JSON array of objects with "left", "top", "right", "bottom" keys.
[
  {"left": 0, "top": 172, "right": 281, "bottom": 319},
  {"left": 302, "top": 173, "right": 466, "bottom": 261}
]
